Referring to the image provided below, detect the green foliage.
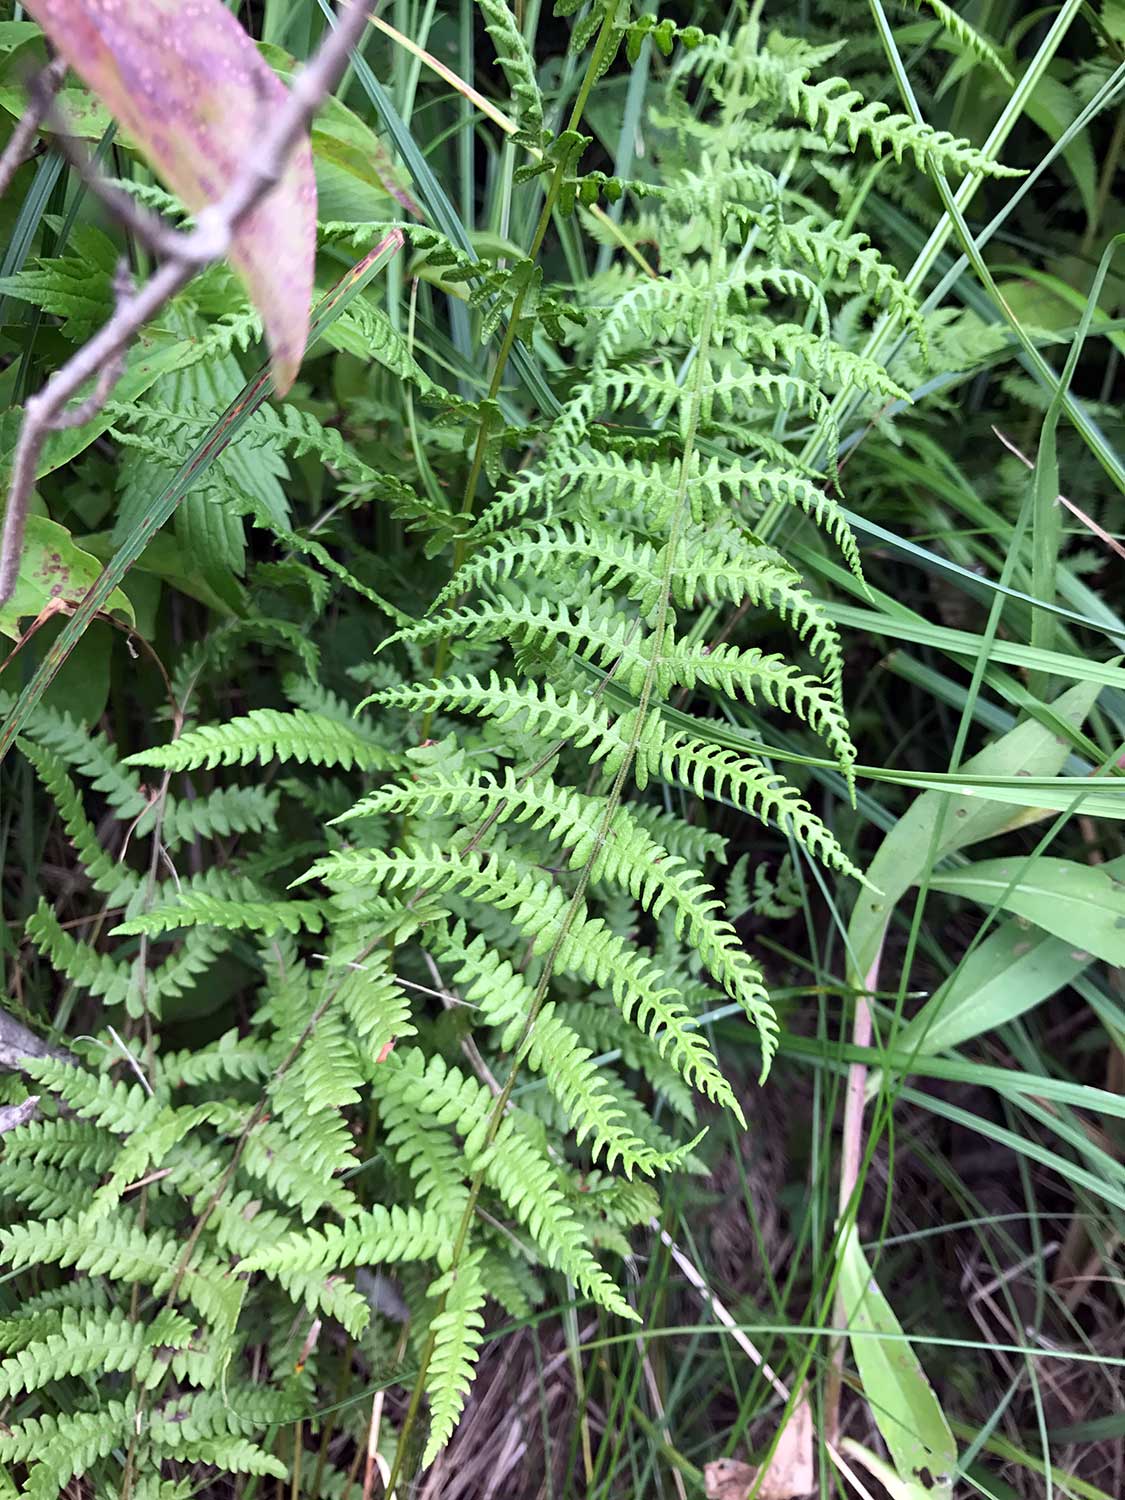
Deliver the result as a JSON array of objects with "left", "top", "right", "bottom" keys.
[{"left": 1, "top": 0, "right": 1070, "bottom": 1493}]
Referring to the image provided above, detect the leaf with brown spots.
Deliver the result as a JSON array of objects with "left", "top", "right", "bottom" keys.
[
  {"left": 0, "top": 515, "right": 134, "bottom": 639},
  {"left": 22, "top": 0, "right": 316, "bottom": 392}
]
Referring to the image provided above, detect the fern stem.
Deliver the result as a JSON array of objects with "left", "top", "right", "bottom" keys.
[
  {"left": 384, "top": 233, "right": 717, "bottom": 1500},
  {"left": 422, "top": 0, "right": 622, "bottom": 711}
]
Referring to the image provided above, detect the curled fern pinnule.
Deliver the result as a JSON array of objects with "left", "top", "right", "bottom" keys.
[
  {"left": 659, "top": 640, "right": 857, "bottom": 782},
  {"left": 125, "top": 708, "right": 393, "bottom": 774},
  {"left": 898, "top": 0, "right": 1013, "bottom": 83},
  {"left": 730, "top": 320, "right": 911, "bottom": 407},
  {"left": 388, "top": 598, "right": 650, "bottom": 691},
  {"left": 724, "top": 265, "right": 831, "bottom": 340},
  {"left": 642, "top": 725, "right": 866, "bottom": 884},
  {"left": 729, "top": 459, "right": 864, "bottom": 579},
  {"left": 367, "top": 673, "right": 617, "bottom": 759},
  {"left": 797, "top": 73, "right": 1021, "bottom": 178},
  {"left": 474, "top": 0, "right": 546, "bottom": 146},
  {"left": 422, "top": 1251, "right": 488, "bottom": 1464},
  {"left": 769, "top": 215, "right": 927, "bottom": 353}
]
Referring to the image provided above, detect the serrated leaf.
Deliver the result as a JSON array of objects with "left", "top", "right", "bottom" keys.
[{"left": 23, "top": 0, "right": 315, "bottom": 390}]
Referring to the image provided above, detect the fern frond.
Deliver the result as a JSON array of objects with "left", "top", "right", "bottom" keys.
[
  {"left": 19, "top": 741, "right": 142, "bottom": 907},
  {"left": 162, "top": 784, "right": 280, "bottom": 849},
  {"left": 0, "top": 1397, "right": 136, "bottom": 1500},
  {"left": 379, "top": 1050, "right": 638, "bottom": 1317},
  {"left": 126, "top": 708, "right": 394, "bottom": 773},
  {"left": 436, "top": 520, "right": 847, "bottom": 694},
  {"left": 241, "top": 1204, "right": 457, "bottom": 1333},
  {"left": 475, "top": 0, "right": 546, "bottom": 146},
  {"left": 381, "top": 1084, "right": 473, "bottom": 1219},
  {"left": 341, "top": 768, "right": 773, "bottom": 1045},
  {"left": 312, "top": 848, "right": 746, "bottom": 1107},
  {"left": 364, "top": 674, "right": 862, "bottom": 879},
  {"left": 161, "top": 1029, "right": 271, "bottom": 1086},
  {"left": 20, "top": 1056, "right": 158, "bottom": 1136},
  {"left": 25, "top": 901, "right": 135, "bottom": 1009},
  {"left": 113, "top": 891, "right": 326, "bottom": 938},
  {"left": 0, "top": 1306, "right": 194, "bottom": 1400},
  {"left": 519, "top": 1002, "right": 705, "bottom": 1173},
  {"left": 422, "top": 1251, "right": 488, "bottom": 1464}
]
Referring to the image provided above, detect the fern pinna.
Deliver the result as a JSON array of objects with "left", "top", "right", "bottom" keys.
[{"left": 0, "top": 5, "right": 1014, "bottom": 1493}]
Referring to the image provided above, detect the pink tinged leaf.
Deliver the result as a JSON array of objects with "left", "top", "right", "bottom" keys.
[{"left": 23, "top": 0, "right": 316, "bottom": 393}]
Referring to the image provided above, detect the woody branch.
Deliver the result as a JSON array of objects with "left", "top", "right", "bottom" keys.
[{"left": 0, "top": 0, "right": 374, "bottom": 607}]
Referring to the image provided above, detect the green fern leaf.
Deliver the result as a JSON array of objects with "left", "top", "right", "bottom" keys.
[
  {"left": 422, "top": 1250, "right": 488, "bottom": 1464},
  {"left": 125, "top": 708, "right": 394, "bottom": 773}
]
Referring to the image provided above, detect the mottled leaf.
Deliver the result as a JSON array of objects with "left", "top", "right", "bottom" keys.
[
  {"left": 0, "top": 516, "right": 134, "bottom": 639},
  {"left": 23, "top": 0, "right": 316, "bottom": 391}
]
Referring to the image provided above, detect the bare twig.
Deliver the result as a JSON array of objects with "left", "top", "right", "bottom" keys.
[
  {"left": 0, "top": 0, "right": 375, "bottom": 608},
  {"left": 0, "top": 1006, "right": 74, "bottom": 1071},
  {"left": 0, "top": 54, "right": 66, "bottom": 200},
  {"left": 655, "top": 1223, "right": 879, "bottom": 1500},
  {"left": 25, "top": 76, "right": 183, "bottom": 261},
  {"left": 0, "top": 1095, "right": 40, "bottom": 1134}
]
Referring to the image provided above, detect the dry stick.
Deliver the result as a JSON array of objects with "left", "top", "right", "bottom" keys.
[
  {"left": 656, "top": 1225, "right": 880, "bottom": 1500},
  {"left": 0, "top": 53, "right": 66, "bottom": 199},
  {"left": 994, "top": 426, "right": 1125, "bottom": 563},
  {"left": 0, "top": 0, "right": 376, "bottom": 608}
]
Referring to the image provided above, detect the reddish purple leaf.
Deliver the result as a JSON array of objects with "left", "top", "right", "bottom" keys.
[{"left": 24, "top": 0, "right": 316, "bottom": 392}]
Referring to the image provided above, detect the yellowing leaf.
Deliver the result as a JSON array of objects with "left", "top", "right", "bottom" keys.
[
  {"left": 22, "top": 0, "right": 315, "bottom": 392},
  {"left": 0, "top": 516, "right": 134, "bottom": 639}
]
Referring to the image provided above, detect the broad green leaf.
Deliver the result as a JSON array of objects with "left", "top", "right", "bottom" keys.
[
  {"left": 848, "top": 679, "right": 1102, "bottom": 983},
  {"left": 839, "top": 1225, "right": 956, "bottom": 1500},
  {"left": 892, "top": 899, "right": 1114, "bottom": 1058},
  {"left": 258, "top": 42, "right": 417, "bottom": 212},
  {"left": 22, "top": 0, "right": 315, "bottom": 391},
  {"left": 1023, "top": 74, "right": 1098, "bottom": 231},
  {"left": 0, "top": 516, "right": 133, "bottom": 639},
  {"left": 930, "top": 857, "right": 1125, "bottom": 967},
  {"left": 0, "top": 332, "right": 223, "bottom": 487}
]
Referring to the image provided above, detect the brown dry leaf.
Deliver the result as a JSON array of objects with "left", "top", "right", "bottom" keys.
[
  {"left": 703, "top": 1397, "right": 815, "bottom": 1500},
  {"left": 23, "top": 0, "right": 315, "bottom": 392},
  {"left": 705, "top": 1458, "right": 759, "bottom": 1500}
]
